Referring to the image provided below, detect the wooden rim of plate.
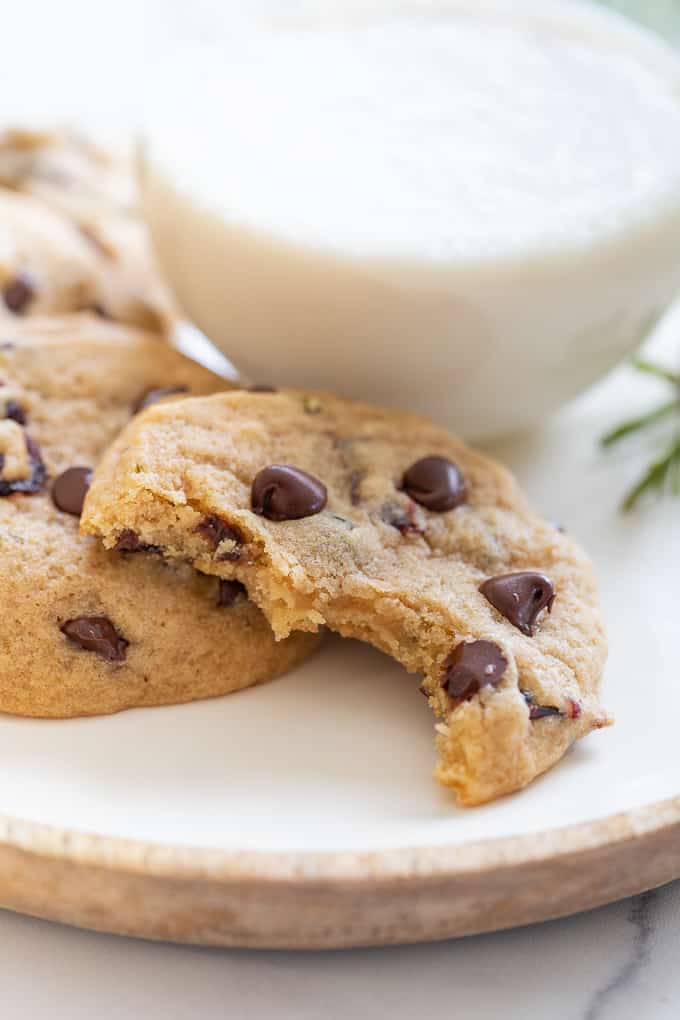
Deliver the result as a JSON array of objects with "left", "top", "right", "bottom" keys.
[
  {"left": 0, "top": 794, "right": 677, "bottom": 948},
  {"left": 1, "top": 794, "right": 678, "bottom": 880}
]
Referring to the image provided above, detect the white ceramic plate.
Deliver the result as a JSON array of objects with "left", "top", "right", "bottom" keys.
[{"left": 0, "top": 312, "right": 678, "bottom": 949}]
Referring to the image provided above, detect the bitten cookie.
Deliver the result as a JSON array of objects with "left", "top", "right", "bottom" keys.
[
  {"left": 82, "top": 389, "right": 611, "bottom": 805},
  {"left": 0, "top": 320, "right": 316, "bottom": 717},
  {"left": 0, "top": 127, "right": 175, "bottom": 333}
]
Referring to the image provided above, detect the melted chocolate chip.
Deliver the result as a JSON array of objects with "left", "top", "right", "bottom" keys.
[
  {"left": 2, "top": 273, "right": 35, "bottom": 315},
  {"left": 402, "top": 456, "right": 466, "bottom": 512},
  {"left": 217, "top": 579, "right": 247, "bottom": 607},
  {"left": 441, "top": 640, "right": 507, "bottom": 702},
  {"left": 115, "top": 528, "right": 143, "bottom": 551},
  {"left": 479, "top": 572, "right": 555, "bottom": 636},
  {"left": 0, "top": 434, "right": 46, "bottom": 496},
  {"left": 60, "top": 616, "right": 128, "bottom": 662},
  {"left": 521, "top": 689, "right": 562, "bottom": 720},
  {"left": 247, "top": 384, "right": 277, "bottom": 393},
  {"left": 252, "top": 465, "right": 327, "bottom": 521},
  {"left": 530, "top": 704, "right": 562, "bottom": 720},
  {"left": 51, "top": 465, "right": 92, "bottom": 516},
  {"left": 4, "top": 399, "right": 26, "bottom": 424},
  {"left": 196, "top": 515, "right": 243, "bottom": 557},
  {"left": 380, "top": 501, "right": 424, "bottom": 536},
  {"left": 114, "top": 528, "right": 161, "bottom": 554},
  {"left": 132, "top": 385, "right": 188, "bottom": 415}
]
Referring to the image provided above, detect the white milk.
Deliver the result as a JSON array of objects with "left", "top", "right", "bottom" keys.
[{"left": 144, "top": 0, "right": 680, "bottom": 437}]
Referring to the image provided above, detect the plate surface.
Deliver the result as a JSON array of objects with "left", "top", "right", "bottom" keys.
[{"left": 0, "top": 314, "right": 678, "bottom": 948}]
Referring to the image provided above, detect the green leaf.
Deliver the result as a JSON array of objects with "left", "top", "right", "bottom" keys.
[
  {"left": 630, "top": 357, "right": 680, "bottom": 387},
  {"left": 621, "top": 435, "right": 680, "bottom": 512},
  {"left": 671, "top": 447, "right": 680, "bottom": 496},
  {"left": 600, "top": 398, "right": 678, "bottom": 447}
]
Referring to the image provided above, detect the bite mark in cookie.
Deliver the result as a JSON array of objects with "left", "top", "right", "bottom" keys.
[{"left": 81, "top": 388, "right": 611, "bottom": 804}]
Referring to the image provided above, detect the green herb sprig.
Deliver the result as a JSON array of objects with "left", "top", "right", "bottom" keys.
[{"left": 601, "top": 356, "right": 680, "bottom": 512}]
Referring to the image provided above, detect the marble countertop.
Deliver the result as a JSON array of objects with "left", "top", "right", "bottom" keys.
[{"left": 0, "top": 882, "right": 676, "bottom": 1018}]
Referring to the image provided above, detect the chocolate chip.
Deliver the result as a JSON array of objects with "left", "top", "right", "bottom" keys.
[
  {"left": 51, "top": 465, "right": 92, "bottom": 516},
  {"left": 247, "top": 384, "right": 277, "bottom": 393},
  {"left": 217, "top": 579, "right": 247, "bottom": 607},
  {"left": 4, "top": 399, "right": 26, "bottom": 424},
  {"left": 380, "top": 501, "right": 424, "bottom": 536},
  {"left": 441, "top": 640, "right": 507, "bottom": 702},
  {"left": 530, "top": 704, "right": 562, "bottom": 720},
  {"left": 196, "top": 515, "right": 243, "bottom": 557},
  {"left": 2, "top": 272, "right": 35, "bottom": 315},
  {"left": 521, "top": 689, "right": 562, "bottom": 720},
  {"left": 479, "top": 572, "right": 555, "bottom": 636},
  {"left": 114, "top": 528, "right": 162, "bottom": 554},
  {"left": 402, "top": 456, "right": 466, "bottom": 512},
  {"left": 251, "top": 464, "right": 327, "bottom": 521},
  {"left": 0, "top": 434, "right": 46, "bottom": 496},
  {"left": 115, "top": 528, "right": 142, "bottom": 551},
  {"left": 132, "top": 385, "right": 188, "bottom": 415},
  {"left": 60, "top": 616, "right": 128, "bottom": 662}
]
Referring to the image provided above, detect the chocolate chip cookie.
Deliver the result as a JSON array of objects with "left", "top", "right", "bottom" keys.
[
  {"left": 0, "top": 127, "right": 135, "bottom": 218},
  {"left": 0, "top": 189, "right": 99, "bottom": 318},
  {"left": 0, "top": 127, "right": 175, "bottom": 332},
  {"left": 0, "top": 320, "right": 316, "bottom": 717},
  {"left": 82, "top": 389, "right": 611, "bottom": 805}
]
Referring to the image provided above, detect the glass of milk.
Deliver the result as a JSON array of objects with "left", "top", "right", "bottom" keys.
[{"left": 142, "top": 0, "right": 680, "bottom": 439}]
